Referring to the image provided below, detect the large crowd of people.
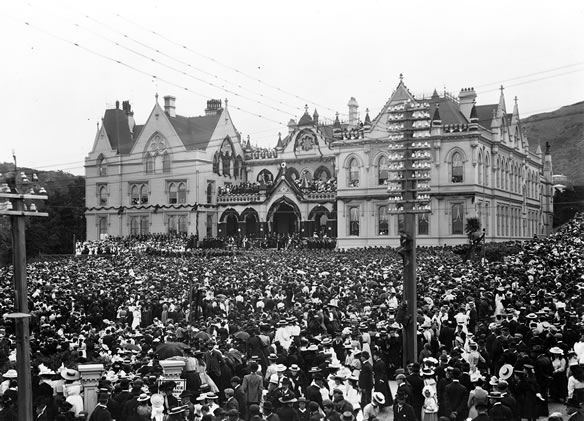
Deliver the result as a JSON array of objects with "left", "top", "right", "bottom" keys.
[{"left": 0, "top": 213, "right": 583, "bottom": 421}]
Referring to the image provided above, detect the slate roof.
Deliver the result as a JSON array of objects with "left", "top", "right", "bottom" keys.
[
  {"left": 475, "top": 104, "right": 498, "bottom": 130},
  {"left": 428, "top": 97, "right": 467, "bottom": 125},
  {"left": 167, "top": 113, "right": 221, "bottom": 150},
  {"left": 103, "top": 108, "right": 134, "bottom": 154}
]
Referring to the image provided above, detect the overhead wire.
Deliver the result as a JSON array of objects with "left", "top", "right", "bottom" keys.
[{"left": 8, "top": 7, "right": 582, "bottom": 178}]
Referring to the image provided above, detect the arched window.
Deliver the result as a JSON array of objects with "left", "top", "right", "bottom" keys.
[
  {"left": 140, "top": 185, "right": 149, "bottom": 204},
  {"left": 169, "top": 183, "right": 178, "bottom": 204},
  {"left": 99, "top": 186, "right": 108, "bottom": 206},
  {"left": 484, "top": 154, "right": 490, "bottom": 186},
  {"left": 451, "top": 152, "right": 463, "bottom": 183},
  {"left": 146, "top": 154, "right": 154, "bottom": 174},
  {"left": 257, "top": 169, "right": 274, "bottom": 184},
  {"left": 378, "top": 156, "right": 389, "bottom": 185},
  {"left": 315, "top": 166, "right": 331, "bottom": 182},
  {"left": 162, "top": 152, "right": 171, "bottom": 173},
  {"left": 222, "top": 152, "right": 231, "bottom": 176},
  {"left": 177, "top": 183, "right": 187, "bottom": 203},
  {"left": 213, "top": 152, "right": 220, "bottom": 174},
  {"left": 477, "top": 153, "right": 483, "bottom": 186},
  {"left": 496, "top": 158, "right": 501, "bottom": 188},
  {"left": 98, "top": 156, "right": 107, "bottom": 177},
  {"left": 509, "top": 164, "right": 514, "bottom": 192},
  {"left": 207, "top": 182, "right": 213, "bottom": 204},
  {"left": 349, "top": 158, "right": 360, "bottom": 187},
  {"left": 288, "top": 167, "right": 300, "bottom": 181},
  {"left": 131, "top": 185, "right": 139, "bottom": 205}
]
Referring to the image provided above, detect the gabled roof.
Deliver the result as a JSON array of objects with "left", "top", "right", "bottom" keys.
[
  {"left": 103, "top": 108, "right": 134, "bottom": 154},
  {"left": 475, "top": 104, "right": 498, "bottom": 129},
  {"left": 167, "top": 113, "right": 222, "bottom": 150},
  {"left": 298, "top": 111, "right": 314, "bottom": 127},
  {"left": 428, "top": 97, "right": 467, "bottom": 125}
]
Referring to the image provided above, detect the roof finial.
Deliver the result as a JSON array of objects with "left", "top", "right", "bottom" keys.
[
  {"left": 399, "top": 73, "right": 404, "bottom": 82},
  {"left": 514, "top": 96, "right": 518, "bottom": 105},
  {"left": 500, "top": 85, "right": 504, "bottom": 93},
  {"left": 304, "top": 104, "right": 309, "bottom": 113},
  {"left": 155, "top": 93, "right": 159, "bottom": 103},
  {"left": 225, "top": 98, "right": 228, "bottom": 108}
]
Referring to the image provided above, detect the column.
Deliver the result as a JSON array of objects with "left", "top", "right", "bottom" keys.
[{"left": 79, "top": 364, "right": 104, "bottom": 416}]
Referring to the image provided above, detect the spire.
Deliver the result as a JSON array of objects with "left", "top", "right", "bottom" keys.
[
  {"left": 313, "top": 109, "right": 319, "bottom": 126},
  {"left": 298, "top": 105, "right": 314, "bottom": 126},
  {"left": 431, "top": 105, "right": 442, "bottom": 126},
  {"left": 363, "top": 108, "right": 371, "bottom": 130},
  {"left": 275, "top": 132, "right": 284, "bottom": 151},
  {"left": 497, "top": 85, "right": 506, "bottom": 116},
  {"left": 333, "top": 112, "right": 343, "bottom": 139},
  {"left": 431, "top": 89, "right": 440, "bottom": 100},
  {"left": 245, "top": 135, "right": 252, "bottom": 152}
]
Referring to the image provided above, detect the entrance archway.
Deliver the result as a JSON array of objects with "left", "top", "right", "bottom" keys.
[
  {"left": 273, "top": 203, "right": 297, "bottom": 234},
  {"left": 226, "top": 214, "right": 238, "bottom": 237},
  {"left": 268, "top": 198, "right": 301, "bottom": 235}
]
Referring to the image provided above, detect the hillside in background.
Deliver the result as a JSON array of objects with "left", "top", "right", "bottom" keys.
[
  {"left": 0, "top": 164, "right": 85, "bottom": 263},
  {"left": 522, "top": 101, "right": 584, "bottom": 185}
]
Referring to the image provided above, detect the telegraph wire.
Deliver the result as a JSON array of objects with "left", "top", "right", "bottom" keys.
[{"left": 112, "top": 12, "right": 349, "bottom": 118}]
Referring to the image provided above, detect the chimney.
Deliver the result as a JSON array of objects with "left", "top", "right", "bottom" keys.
[
  {"left": 348, "top": 97, "right": 359, "bottom": 126},
  {"left": 123, "top": 100, "right": 135, "bottom": 135},
  {"left": 205, "top": 99, "right": 223, "bottom": 116},
  {"left": 164, "top": 95, "right": 176, "bottom": 118},
  {"left": 458, "top": 88, "right": 476, "bottom": 121}
]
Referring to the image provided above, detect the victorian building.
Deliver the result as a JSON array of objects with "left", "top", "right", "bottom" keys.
[{"left": 85, "top": 76, "right": 553, "bottom": 246}]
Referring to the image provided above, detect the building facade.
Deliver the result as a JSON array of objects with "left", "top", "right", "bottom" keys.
[{"left": 85, "top": 77, "right": 553, "bottom": 246}]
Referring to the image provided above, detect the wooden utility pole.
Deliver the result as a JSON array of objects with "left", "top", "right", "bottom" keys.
[
  {"left": 1, "top": 164, "right": 48, "bottom": 421},
  {"left": 386, "top": 100, "right": 432, "bottom": 366}
]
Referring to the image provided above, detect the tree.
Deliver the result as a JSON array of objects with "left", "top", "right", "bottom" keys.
[{"left": 465, "top": 217, "right": 481, "bottom": 241}]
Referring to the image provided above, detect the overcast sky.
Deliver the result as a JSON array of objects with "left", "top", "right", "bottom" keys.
[{"left": 1, "top": 0, "right": 583, "bottom": 176}]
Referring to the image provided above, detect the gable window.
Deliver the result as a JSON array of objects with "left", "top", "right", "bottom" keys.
[
  {"left": 349, "top": 206, "right": 360, "bottom": 236},
  {"left": 162, "top": 152, "right": 171, "bottom": 173},
  {"left": 451, "top": 152, "right": 463, "bottom": 183},
  {"left": 349, "top": 158, "right": 360, "bottom": 187},
  {"left": 451, "top": 203, "right": 464, "bottom": 235},
  {"left": 378, "top": 156, "right": 389, "bottom": 185},
  {"left": 98, "top": 156, "right": 107, "bottom": 177},
  {"left": 145, "top": 155, "right": 154, "bottom": 174}
]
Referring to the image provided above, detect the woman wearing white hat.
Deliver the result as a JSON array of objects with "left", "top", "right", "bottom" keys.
[
  {"left": 62, "top": 368, "right": 84, "bottom": 417},
  {"left": 549, "top": 347, "right": 567, "bottom": 403}
]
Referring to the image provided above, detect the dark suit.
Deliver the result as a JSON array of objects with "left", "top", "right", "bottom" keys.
[
  {"left": 471, "top": 414, "right": 492, "bottom": 421},
  {"left": 359, "top": 361, "right": 374, "bottom": 407},
  {"left": 393, "top": 402, "right": 417, "bottom": 421},
  {"left": 88, "top": 404, "right": 113, "bottom": 421},
  {"left": 406, "top": 373, "right": 424, "bottom": 421},
  {"left": 305, "top": 384, "right": 323, "bottom": 408},
  {"left": 444, "top": 380, "right": 468, "bottom": 421},
  {"left": 488, "top": 403, "right": 513, "bottom": 421}
]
